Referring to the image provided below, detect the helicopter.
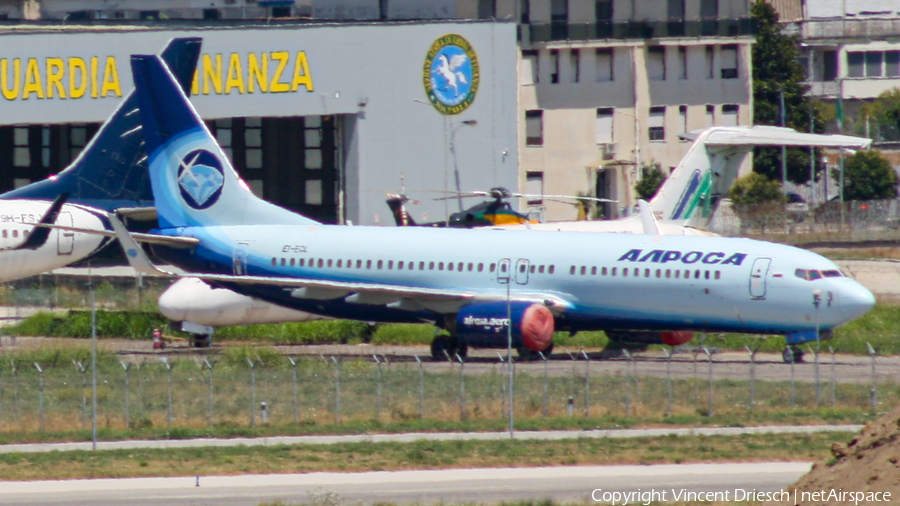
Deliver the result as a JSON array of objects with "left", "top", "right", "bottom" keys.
[{"left": 387, "top": 187, "right": 614, "bottom": 228}]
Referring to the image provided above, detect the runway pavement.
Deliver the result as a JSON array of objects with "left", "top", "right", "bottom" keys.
[{"left": 0, "top": 462, "right": 812, "bottom": 506}]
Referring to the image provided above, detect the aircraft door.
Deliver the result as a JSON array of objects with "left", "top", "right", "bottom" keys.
[
  {"left": 57, "top": 212, "right": 74, "bottom": 255},
  {"left": 496, "top": 258, "right": 511, "bottom": 284},
  {"left": 515, "top": 259, "right": 530, "bottom": 285},
  {"left": 233, "top": 242, "right": 250, "bottom": 275},
  {"left": 749, "top": 257, "right": 771, "bottom": 299}
]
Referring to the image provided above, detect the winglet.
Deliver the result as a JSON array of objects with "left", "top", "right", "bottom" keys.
[
  {"left": 107, "top": 212, "right": 176, "bottom": 277},
  {"left": 638, "top": 199, "right": 661, "bottom": 235},
  {"left": 15, "top": 193, "right": 69, "bottom": 250}
]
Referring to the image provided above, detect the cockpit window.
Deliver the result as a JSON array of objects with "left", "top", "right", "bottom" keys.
[
  {"left": 822, "top": 270, "right": 843, "bottom": 278},
  {"left": 795, "top": 268, "right": 828, "bottom": 281}
]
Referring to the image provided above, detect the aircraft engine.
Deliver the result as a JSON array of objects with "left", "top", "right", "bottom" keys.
[
  {"left": 455, "top": 301, "right": 555, "bottom": 352},
  {"left": 659, "top": 331, "right": 694, "bottom": 346},
  {"left": 159, "top": 277, "right": 325, "bottom": 327}
]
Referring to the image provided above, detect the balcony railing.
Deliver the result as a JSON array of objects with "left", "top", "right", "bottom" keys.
[
  {"left": 805, "top": 80, "right": 841, "bottom": 97},
  {"left": 797, "top": 18, "right": 900, "bottom": 40},
  {"left": 529, "top": 18, "right": 756, "bottom": 43}
]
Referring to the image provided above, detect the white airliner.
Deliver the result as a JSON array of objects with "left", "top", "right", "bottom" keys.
[
  {"left": 110, "top": 53, "right": 875, "bottom": 362},
  {"left": 0, "top": 38, "right": 202, "bottom": 284},
  {"left": 506, "top": 126, "right": 871, "bottom": 234}
]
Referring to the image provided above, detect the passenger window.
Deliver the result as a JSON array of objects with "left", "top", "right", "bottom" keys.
[
  {"left": 429, "top": 261, "right": 435, "bottom": 270},
  {"left": 419, "top": 261, "right": 425, "bottom": 270},
  {"left": 366, "top": 260, "right": 372, "bottom": 269},
  {"left": 520, "top": 264, "right": 527, "bottom": 273},
  {"left": 549, "top": 265, "right": 555, "bottom": 274},
  {"left": 501, "top": 263, "right": 508, "bottom": 273},
  {"left": 530, "top": 265, "right": 536, "bottom": 274},
  {"left": 12, "top": 230, "right": 17, "bottom": 238},
  {"left": 468, "top": 263, "right": 473, "bottom": 271},
  {"left": 570, "top": 266, "right": 576, "bottom": 275},
  {"left": 704, "top": 270, "right": 710, "bottom": 280},
  {"left": 715, "top": 270, "right": 721, "bottom": 280},
  {"left": 591, "top": 266, "right": 597, "bottom": 275},
  {"left": 449, "top": 262, "right": 454, "bottom": 271},
  {"left": 271, "top": 258, "right": 276, "bottom": 266},
  {"left": 356, "top": 260, "right": 363, "bottom": 268},
  {"left": 281, "top": 258, "right": 286, "bottom": 266},
  {"left": 335, "top": 259, "right": 340, "bottom": 268},
  {"left": 489, "top": 263, "right": 496, "bottom": 272},
  {"left": 623, "top": 268, "right": 629, "bottom": 276},
  {"left": 538, "top": 265, "right": 545, "bottom": 273},
  {"left": 601, "top": 267, "right": 607, "bottom": 275},
  {"left": 694, "top": 270, "right": 700, "bottom": 279},
  {"left": 398, "top": 261, "right": 404, "bottom": 269},
  {"left": 636, "top": 269, "right": 641, "bottom": 277},
  {"left": 674, "top": 270, "right": 679, "bottom": 279},
  {"left": 656, "top": 269, "right": 661, "bottom": 278},
  {"left": 377, "top": 260, "right": 383, "bottom": 269},
  {"left": 478, "top": 263, "right": 484, "bottom": 272},
  {"left": 580, "top": 266, "right": 586, "bottom": 275},
  {"left": 439, "top": 262, "right": 444, "bottom": 271},
  {"left": 290, "top": 258, "right": 296, "bottom": 267},
  {"left": 665, "top": 269, "right": 670, "bottom": 278},
  {"left": 644, "top": 268, "right": 649, "bottom": 278},
  {"left": 327, "top": 259, "right": 333, "bottom": 267},
  {"left": 388, "top": 260, "right": 393, "bottom": 269},
  {"left": 409, "top": 262, "right": 415, "bottom": 270},
  {"left": 299, "top": 258, "right": 305, "bottom": 267}
]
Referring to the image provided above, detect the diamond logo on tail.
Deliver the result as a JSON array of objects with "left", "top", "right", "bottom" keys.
[{"left": 177, "top": 149, "right": 225, "bottom": 210}]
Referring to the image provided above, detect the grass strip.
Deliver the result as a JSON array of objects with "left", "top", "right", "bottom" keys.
[{"left": 0, "top": 432, "right": 844, "bottom": 481}]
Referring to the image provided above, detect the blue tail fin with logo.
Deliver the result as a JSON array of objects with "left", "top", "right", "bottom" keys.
[
  {"left": 130, "top": 54, "right": 319, "bottom": 229},
  {"left": 1, "top": 38, "right": 203, "bottom": 211}
]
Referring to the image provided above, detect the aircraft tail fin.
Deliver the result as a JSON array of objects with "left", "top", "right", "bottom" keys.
[
  {"left": 13, "top": 193, "right": 68, "bottom": 251},
  {"left": 131, "top": 54, "right": 319, "bottom": 229},
  {"left": 0, "top": 38, "right": 202, "bottom": 211},
  {"left": 386, "top": 195, "right": 417, "bottom": 226}
]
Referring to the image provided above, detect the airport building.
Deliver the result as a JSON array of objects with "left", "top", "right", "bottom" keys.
[
  {"left": 0, "top": 22, "right": 519, "bottom": 225},
  {"left": 0, "top": 0, "right": 757, "bottom": 222}
]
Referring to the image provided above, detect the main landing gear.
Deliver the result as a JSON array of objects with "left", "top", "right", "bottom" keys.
[
  {"left": 431, "top": 334, "right": 468, "bottom": 361},
  {"left": 782, "top": 345, "right": 805, "bottom": 364}
]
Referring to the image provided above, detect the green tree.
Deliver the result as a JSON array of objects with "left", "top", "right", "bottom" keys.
[
  {"left": 751, "top": 0, "right": 824, "bottom": 184},
  {"left": 634, "top": 162, "right": 667, "bottom": 200},
  {"left": 840, "top": 150, "right": 899, "bottom": 201},
  {"left": 727, "top": 172, "right": 784, "bottom": 205}
]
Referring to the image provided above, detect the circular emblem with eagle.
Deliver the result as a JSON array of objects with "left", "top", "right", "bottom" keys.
[{"left": 423, "top": 34, "right": 479, "bottom": 115}]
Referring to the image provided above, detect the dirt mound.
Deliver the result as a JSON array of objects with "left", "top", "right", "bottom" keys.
[{"left": 780, "top": 406, "right": 900, "bottom": 505}]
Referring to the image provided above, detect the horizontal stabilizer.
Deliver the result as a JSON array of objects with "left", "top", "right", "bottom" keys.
[{"left": 680, "top": 126, "right": 872, "bottom": 149}]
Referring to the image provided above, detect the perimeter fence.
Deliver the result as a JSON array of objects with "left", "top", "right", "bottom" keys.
[{"left": 0, "top": 348, "right": 894, "bottom": 435}]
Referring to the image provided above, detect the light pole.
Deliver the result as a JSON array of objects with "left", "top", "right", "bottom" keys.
[
  {"left": 813, "top": 288, "right": 823, "bottom": 406},
  {"left": 449, "top": 120, "right": 478, "bottom": 212}
]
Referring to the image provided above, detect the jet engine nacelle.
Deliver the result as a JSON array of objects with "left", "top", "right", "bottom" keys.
[
  {"left": 159, "top": 277, "right": 325, "bottom": 327},
  {"left": 455, "top": 301, "right": 555, "bottom": 352}
]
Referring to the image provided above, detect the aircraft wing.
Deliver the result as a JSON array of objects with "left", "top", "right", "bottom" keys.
[
  {"left": 108, "top": 214, "right": 572, "bottom": 314},
  {"left": 680, "top": 125, "right": 872, "bottom": 149}
]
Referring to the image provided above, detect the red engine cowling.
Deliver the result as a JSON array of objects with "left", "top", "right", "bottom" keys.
[
  {"left": 456, "top": 301, "right": 555, "bottom": 352},
  {"left": 659, "top": 331, "right": 695, "bottom": 346}
]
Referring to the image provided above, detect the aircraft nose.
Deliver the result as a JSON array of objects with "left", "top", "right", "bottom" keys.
[{"left": 840, "top": 281, "right": 876, "bottom": 322}]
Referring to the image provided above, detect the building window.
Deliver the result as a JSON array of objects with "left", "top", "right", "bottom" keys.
[
  {"left": 551, "top": 0, "right": 568, "bottom": 38},
  {"left": 649, "top": 107, "right": 665, "bottom": 141},
  {"left": 721, "top": 45, "right": 738, "bottom": 79},
  {"left": 214, "top": 119, "right": 233, "bottom": 161},
  {"left": 705, "top": 105, "right": 715, "bottom": 127},
  {"left": 678, "top": 105, "right": 688, "bottom": 137},
  {"left": 550, "top": 50, "right": 560, "bottom": 83},
  {"left": 305, "top": 180, "right": 323, "bottom": 205},
  {"left": 477, "top": 0, "right": 496, "bottom": 19},
  {"left": 13, "top": 127, "right": 29, "bottom": 167},
  {"left": 520, "top": 0, "right": 529, "bottom": 23},
  {"left": 245, "top": 117, "right": 263, "bottom": 169},
  {"left": 40, "top": 127, "right": 50, "bottom": 168},
  {"left": 648, "top": 47, "right": 666, "bottom": 81},
  {"left": 522, "top": 50, "right": 539, "bottom": 85},
  {"left": 570, "top": 50, "right": 580, "bottom": 83},
  {"left": 678, "top": 47, "right": 688, "bottom": 79},
  {"left": 595, "top": 108, "right": 613, "bottom": 144},
  {"left": 705, "top": 46, "right": 715, "bottom": 79},
  {"left": 595, "top": 0, "right": 612, "bottom": 36},
  {"left": 722, "top": 104, "right": 739, "bottom": 126},
  {"left": 69, "top": 125, "right": 88, "bottom": 162},
  {"left": 526, "top": 171, "right": 543, "bottom": 204},
  {"left": 847, "top": 52, "right": 866, "bottom": 78},
  {"left": 526, "top": 110, "right": 543, "bottom": 146},
  {"left": 866, "top": 51, "right": 883, "bottom": 77},
  {"left": 823, "top": 50, "right": 838, "bottom": 81},
  {"left": 888, "top": 51, "right": 900, "bottom": 77},
  {"left": 595, "top": 49, "right": 613, "bottom": 82},
  {"left": 668, "top": 0, "right": 684, "bottom": 20},
  {"left": 203, "top": 8, "right": 219, "bottom": 19}
]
